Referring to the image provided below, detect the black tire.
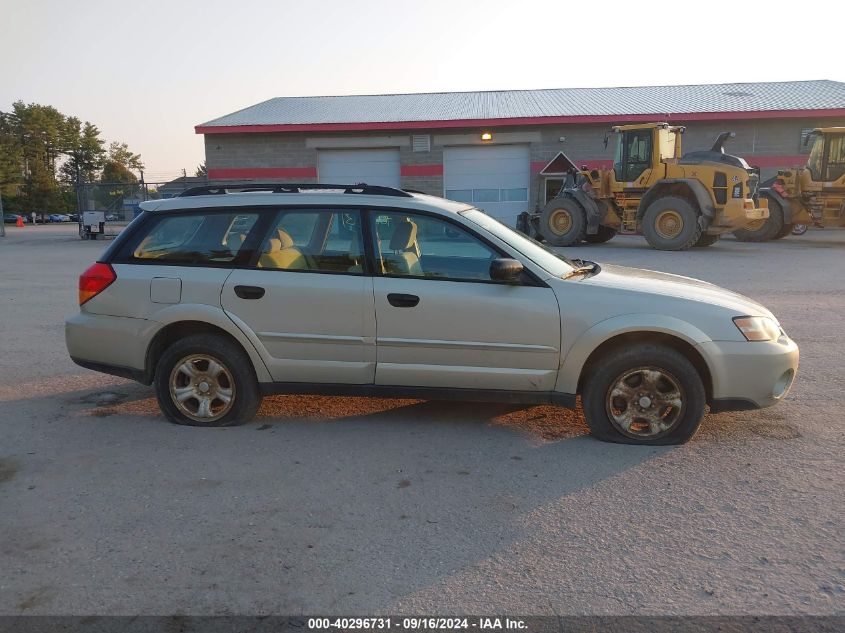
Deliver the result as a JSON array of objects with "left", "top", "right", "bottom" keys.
[
  {"left": 539, "top": 197, "right": 586, "bottom": 246},
  {"left": 584, "top": 226, "right": 617, "bottom": 244},
  {"left": 792, "top": 223, "right": 808, "bottom": 236},
  {"left": 581, "top": 343, "right": 706, "bottom": 446},
  {"left": 773, "top": 220, "right": 795, "bottom": 239},
  {"left": 693, "top": 233, "right": 720, "bottom": 247},
  {"left": 154, "top": 333, "right": 261, "bottom": 427},
  {"left": 641, "top": 196, "right": 702, "bottom": 251},
  {"left": 733, "top": 196, "right": 784, "bottom": 242}
]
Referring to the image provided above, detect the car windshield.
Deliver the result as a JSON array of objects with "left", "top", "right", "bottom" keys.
[{"left": 461, "top": 209, "right": 575, "bottom": 276}]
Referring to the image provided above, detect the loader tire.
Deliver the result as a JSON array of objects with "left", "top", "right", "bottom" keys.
[
  {"left": 539, "top": 198, "right": 586, "bottom": 246},
  {"left": 584, "top": 226, "right": 617, "bottom": 244},
  {"left": 642, "top": 196, "right": 702, "bottom": 251},
  {"left": 734, "top": 196, "right": 784, "bottom": 242},
  {"left": 693, "top": 233, "right": 720, "bottom": 247}
]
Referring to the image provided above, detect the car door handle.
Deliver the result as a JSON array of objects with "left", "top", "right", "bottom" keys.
[
  {"left": 387, "top": 293, "right": 420, "bottom": 308},
  {"left": 234, "top": 285, "right": 265, "bottom": 300}
]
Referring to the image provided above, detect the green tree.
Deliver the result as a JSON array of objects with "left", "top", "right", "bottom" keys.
[
  {"left": 13, "top": 101, "right": 68, "bottom": 217},
  {"left": 60, "top": 119, "right": 105, "bottom": 184},
  {"left": 97, "top": 142, "right": 144, "bottom": 210}
]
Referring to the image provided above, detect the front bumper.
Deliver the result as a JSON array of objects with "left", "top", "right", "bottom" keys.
[{"left": 697, "top": 335, "right": 799, "bottom": 411}]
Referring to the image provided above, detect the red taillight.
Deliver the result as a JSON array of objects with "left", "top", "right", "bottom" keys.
[{"left": 79, "top": 262, "right": 116, "bottom": 305}]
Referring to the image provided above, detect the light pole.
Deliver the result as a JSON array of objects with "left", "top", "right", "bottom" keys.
[{"left": 0, "top": 188, "right": 5, "bottom": 237}]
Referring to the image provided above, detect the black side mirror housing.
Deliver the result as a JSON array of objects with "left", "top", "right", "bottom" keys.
[{"left": 490, "top": 258, "right": 524, "bottom": 283}]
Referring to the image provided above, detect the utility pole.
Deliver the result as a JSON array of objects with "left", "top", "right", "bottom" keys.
[
  {"left": 0, "top": 188, "right": 5, "bottom": 237},
  {"left": 76, "top": 164, "right": 84, "bottom": 238},
  {"left": 140, "top": 169, "right": 146, "bottom": 202}
]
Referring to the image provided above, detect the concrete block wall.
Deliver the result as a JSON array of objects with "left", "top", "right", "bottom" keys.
[{"left": 204, "top": 116, "right": 845, "bottom": 209}]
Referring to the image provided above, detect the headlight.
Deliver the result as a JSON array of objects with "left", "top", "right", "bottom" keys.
[{"left": 733, "top": 316, "right": 781, "bottom": 341}]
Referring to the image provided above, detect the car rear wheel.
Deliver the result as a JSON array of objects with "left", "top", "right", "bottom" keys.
[
  {"left": 539, "top": 198, "right": 586, "bottom": 246},
  {"left": 154, "top": 334, "right": 261, "bottom": 427},
  {"left": 582, "top": 344, "right": 706, "bottom": 445},
  {"left": 642, "top": 196, "right": 702, "bottom": 251}
]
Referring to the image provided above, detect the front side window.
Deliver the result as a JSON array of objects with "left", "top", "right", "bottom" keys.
[
  {"left": 257, "top": 209, "right": 364, "bottom": 274},
  {"left": 462, "top": 209, "right": 574, "bottom": 277},
  {"left": 807, "top": 134, "right": 824, "bottom": 180},
  {"left": 370, "top": 211, "right": 500, "bottom": 281},
  {"left": 824, "top": 135, "right": 845, "bottom": 182},
  {"left": 131, "top": 212, "right": 258, "bottom": 263},
  {"left": 623, "top": 129, "right": 653, "bottom": 181}
]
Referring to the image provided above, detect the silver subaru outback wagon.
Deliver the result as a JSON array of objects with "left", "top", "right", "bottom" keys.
[{"left": 66, "top": 183, "right": 799, "bottom": 445}]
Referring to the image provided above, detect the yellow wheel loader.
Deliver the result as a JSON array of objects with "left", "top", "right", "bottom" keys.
[
  {"left": 534, "top": 123, "right": 769, "bottom": 251},
  {"left": 734, "top": 127, "right": 845, "bottom": 241}
]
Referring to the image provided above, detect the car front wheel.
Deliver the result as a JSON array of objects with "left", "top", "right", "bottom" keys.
[
  {"left": 582, "top": 344, "right": 706, "bottom": 445},
  {"left": 154, "top": 334, "right": 261, "bottom": 427}
]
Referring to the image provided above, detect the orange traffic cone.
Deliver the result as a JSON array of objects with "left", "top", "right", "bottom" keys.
[{"left": 16, "top": 215, "right": 24, "bottom": 227}]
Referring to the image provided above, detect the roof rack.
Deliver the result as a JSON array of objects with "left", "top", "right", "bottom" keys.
[{"left": 178, "top": 182, "right": 413, "bottom": 198}]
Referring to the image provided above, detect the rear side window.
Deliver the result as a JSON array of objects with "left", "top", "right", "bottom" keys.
[{"left": 128, "top": 212, "right": 259, "bottom": 264}]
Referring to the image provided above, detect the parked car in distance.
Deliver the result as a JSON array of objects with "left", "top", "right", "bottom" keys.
[
  {"left": 105, "top": 213, "right": 119, "bottom": 221},
  {"left": 4, "top": 214, "right": 23, "bottom": 224},
  {"left": 48, "top": 214, "right": 71, "bottom": 222},
  {"left": 65, "top": 184, "right": 799, "bottom": 445}
]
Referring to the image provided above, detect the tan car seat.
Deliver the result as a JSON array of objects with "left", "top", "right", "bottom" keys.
[
  {"left": 384, "top": 220, "right": 423, "bottom": 276},
  {"left": 258, "top": 230, "right": 307, "bottom": 269}
]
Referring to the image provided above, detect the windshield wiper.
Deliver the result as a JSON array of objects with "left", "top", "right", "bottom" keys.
[{"left": 563, "top": 260, "right": 599, "bottom": 279}]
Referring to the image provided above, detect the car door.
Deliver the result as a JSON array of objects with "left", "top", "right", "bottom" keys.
[
  {"left": 367, "top": 209, "right": 561, "bottom": 391},
  {"left": 221, "top": 208, "right": 376, "bottom": 384}
]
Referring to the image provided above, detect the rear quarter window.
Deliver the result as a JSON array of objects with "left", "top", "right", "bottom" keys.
[{"left": 121, "top": 212, "right": 259, "bottom": 265}]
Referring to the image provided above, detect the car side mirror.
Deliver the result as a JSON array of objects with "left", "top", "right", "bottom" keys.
[{"left": 490, "top": 258, "right": 524, "bottom": 283}]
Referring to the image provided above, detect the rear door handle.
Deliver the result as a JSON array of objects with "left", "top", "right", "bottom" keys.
[
  {"left": 234, "top": 285, "right": 265, "bottom": 300},
  {"left": 387, "top": 293, "right": 420, "bottom": 308}
]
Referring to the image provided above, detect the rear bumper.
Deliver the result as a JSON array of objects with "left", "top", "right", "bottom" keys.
[
  {"left": 698, "top": 336, "right": 799, "bottom": 410},
  {"left": 711, "top": 198, "right": 769, "bottom": 232},
  {"left": 65, "top": 312, "right": 157, "bottom": 383}
]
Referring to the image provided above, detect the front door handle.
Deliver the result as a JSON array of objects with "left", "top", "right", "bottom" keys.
[
  {"left": 387, "top": 293, "right": 420, "bottom": 308},
  {"left": 234, "top": 285, "right": 265, "bottom": 300}
]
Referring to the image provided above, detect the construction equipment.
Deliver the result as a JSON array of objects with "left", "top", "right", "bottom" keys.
[
  {"left": 533, "top": 123, "right": 769, "bottom": 250},
  {"left": 734, "top": 127, "right": 845, "bottom": 241}
]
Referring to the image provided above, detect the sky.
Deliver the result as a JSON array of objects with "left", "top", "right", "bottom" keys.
[{"left": 2, "top": 0, "right": 843, "bottom": 182}]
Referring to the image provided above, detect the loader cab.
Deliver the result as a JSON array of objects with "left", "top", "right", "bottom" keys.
[
  {"left": 611, "top": 124, "right": 679, "bottom": 184},
  {"left": 806, "top": 131, "right": 845, "bottom": 182}
]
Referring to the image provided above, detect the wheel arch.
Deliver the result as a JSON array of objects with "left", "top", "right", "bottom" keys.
[
  {"left": 557, "top": 315, "right": 715, "bottom": 403},
  {"left": 637, "top": 179, "right": 715, "bottom": 226},
  {"left": 143, "top": 305, "right": 272, "bottom": 384}
]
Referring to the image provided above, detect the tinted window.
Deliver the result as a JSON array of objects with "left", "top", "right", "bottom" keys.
[
  {"left": 370, "top": 211, "right": 499, "bottom": 281},
  {"left": 257, "top": 209, "right": 364, "bottom": 274},
  {"left": 131, "top": 212, "right": 258, "bottom": 263},
  {"left": 824, "top": 135, "right": 845, "bottom": 181}
]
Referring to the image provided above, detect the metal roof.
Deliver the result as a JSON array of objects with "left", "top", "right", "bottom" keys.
[{"left": 197, "top": 80, "right": 845, "bottom": 132}]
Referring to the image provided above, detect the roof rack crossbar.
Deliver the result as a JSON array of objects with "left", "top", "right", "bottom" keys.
[{"left": 178, "top": 182, "right": 413, "bottom": 198}]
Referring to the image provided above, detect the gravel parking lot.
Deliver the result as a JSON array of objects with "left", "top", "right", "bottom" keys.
[{"left": 0, "top": 224, "right": 843, "bottom": 616}]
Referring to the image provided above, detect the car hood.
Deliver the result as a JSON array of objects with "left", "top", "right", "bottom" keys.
[{"left": 581, "top": 263, "right": 775, "bottom": 320}]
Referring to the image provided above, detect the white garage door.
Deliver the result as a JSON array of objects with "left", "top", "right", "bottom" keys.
[
  {"left": 444, "top": 145, "right": 530, "bottom": 225},
  {"left": 318, "top": 148, "right": 401, "bottom": 188}
]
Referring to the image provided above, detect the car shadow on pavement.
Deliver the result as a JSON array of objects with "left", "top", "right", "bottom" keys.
[{"left": 2, "top": 375, "right": 671, "bottom": 613}]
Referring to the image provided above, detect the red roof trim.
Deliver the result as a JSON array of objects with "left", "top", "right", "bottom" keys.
[
  {"left": 401, "top": 164, "right": 443, "bottom": 177},
  {"left": 196, "top": 108, "right": 845, "bottom": 135}
]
